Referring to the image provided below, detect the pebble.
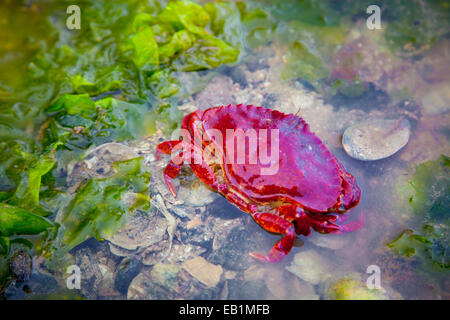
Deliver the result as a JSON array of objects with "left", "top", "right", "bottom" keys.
[
  {"left": 208, "top": 225, "right": 267, "bottom": 271},
  {"left": 176, "top": 181, "right": 217, "bottom": 207},
  {"left": 182, "top": 257, "right": 223, "bottom": 288},
  {"left": 109, "top": 210, "right": 168, "bottom": 252},
  {"left": 286, "top": 249, "right": 332, "bottom": 285},
  {"left": 9, "top": 249, "right": 32, "bottom": 282},
  {"left": 342, "top": 118, "right": 411, "bottom": 161}
]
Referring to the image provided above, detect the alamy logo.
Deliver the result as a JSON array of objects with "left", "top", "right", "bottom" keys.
[
  {"left": 366, "top": 5, "right": 382, "bottom": 30},
  {"left": 66, "top": 5, "right": 81, "bottom": 30},
  {"left": 366, "top": 264, "right": 382, "bottom": 290},
  {"left": 66, "top": 265, "right": 81, "bottom": 289}
]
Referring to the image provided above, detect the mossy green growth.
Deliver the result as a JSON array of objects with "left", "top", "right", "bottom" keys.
[
  {"left": 326, "top": 279, "right": 387, "bottom": 300},
  {"left": 409, "top": 155, "right": 449, "bottom": 223},
  {"left": 388, "top": 155, "right": 449, "bottom": 269},
  {"left": 384, "top": 0, "right": 450, "bottom": 55}
]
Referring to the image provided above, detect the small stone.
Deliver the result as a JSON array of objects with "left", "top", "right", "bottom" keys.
[
  {"left": 208, "top": 226, "right": 266, "bottom": 271},
  {"left": 164, "top": 243, "right": 207, "bottom": 264},
  {"left": 286, "top": 249, "right": 331, "bottom": 285},
  {"left": 127, "top": 263, "right": 219, "bottom": 300},
  {"left": 176, "top": 181, "right": 217, "bottom": 207},
  {"left": 9, "top": 249, "right": 32, "bottom": 282},
  {"left": 114, "top": 257, "right": 142, "bottom": 295},
  {"left": 109, "top": 210, "right": 167, "bottom": 252},
  {"left": 182, "top": 257, "right": 223, "bottom": 288},
  {"left": 97, "top": 264, "right": 116, "bottom": 296},
  {"left": 343, "top": 118, "right": 411, "bottom": 161},
  {"left": 127, "top": 272, "right": 151, "bottom": 300},
  {"left": 140, "top": 238, "right": 171, "bottom": 266},
  {"left": 179, "top": 218, "right": 214, "bottom": 249},
  {"left": 150, "top": 263, "right": 181, "bottom": 289}
]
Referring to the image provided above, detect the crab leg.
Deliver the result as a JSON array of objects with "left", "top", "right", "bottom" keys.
[
  {"left": 163, "top": 154, "right": 184, "bottom": 197},
  {"left": 155, "top": 140, "right": 183, "bottom": 160},
  {"left": 249, "top": 213, "right": 296, "bottom": 263},
  {"left": 305, "top": 211, "right": 364, "bottom": 234},
  {"left": 276, "top": 205, "right": 363, "bottom": 235}
]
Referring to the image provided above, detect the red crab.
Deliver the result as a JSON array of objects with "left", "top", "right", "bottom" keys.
[{"left": 155, "top": 105, "right": 362, "bottom": 263}]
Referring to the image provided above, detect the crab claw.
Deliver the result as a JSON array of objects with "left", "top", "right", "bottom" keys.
[
  {"left": 249, "top": 213, "right": 296, "bottom": 263},
  {"left": 331, "top": 210, "right": 365, "bottom": 234}
]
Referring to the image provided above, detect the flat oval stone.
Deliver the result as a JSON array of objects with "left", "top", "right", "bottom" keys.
[{"left": 343, "top": 119, "right": 410, "bottom": 161}]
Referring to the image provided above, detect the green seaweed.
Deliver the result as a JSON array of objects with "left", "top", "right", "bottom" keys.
[
  {"left": 388, "top": 155, "right": 450, "bottom": 269},
  {"left": 326, "top": 278, "right": 387, "bottom": 300},
  {"left": 384, "top": 0, "right": 450, "bottom": 55},
  {"left": 0, "top": 204, "right": 56, "bottom": 239},
  {"left": 0, "top": 0, "right": 250, "bottom": 282},
  {"left": 56, "top": 157, "right": 150, "bottom": 253},
  {"left": 409, "top": 155, "right": 449, "bottom": 223}
]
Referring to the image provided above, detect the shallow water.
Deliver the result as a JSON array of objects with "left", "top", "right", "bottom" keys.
[{"left": 1, "top": 0, "right": 449, "bottom": 300}]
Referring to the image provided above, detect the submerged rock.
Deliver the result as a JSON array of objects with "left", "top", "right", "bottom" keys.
[
  {"left": 286, "top": 249, "right": 331, "bottom": 285},
  {"left": 109, "top": 210, "right": 168, "bottom": 252},
  {"left": 72, "top": 246, "right": 118, "bottom": 299},
  {"left": 208, "top": 225, "right": 267, "bottom": 271},
  {"left": 127, "top": 262, "right": 219, "bottom": 300},
  {"left": 342, "top": 118, "right": 411, "bottom": 161},
  {"left": 9, "top": 250, "right": 32, "bottom": 282},
  {"left": 114, "top": 257, "right": 142, "bottom": 295},
  {"left": 182, "top": 257, "right": 223, "bottom": 288},
  {"left": 227, "top": 278, "right": 268, "bottom": 300}
]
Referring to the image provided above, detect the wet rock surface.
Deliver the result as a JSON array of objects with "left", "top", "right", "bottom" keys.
[
  {"left": 208, "top": 225, "right": 269, "bottom": 271},
  {"left": 9, "top": 250, "right": 32, "bottom": 282},
  {"left": 114, "top": 257, "right": 142, "bottom": 295},
  {"left": 73, "top": 246, "right": 119, "bottom": 299},
  {"left": 4, "top": 272, "right": 63, "bottom": 300},
  {"left": 68, "top": 143, "right": 139, "bottom": 192},
  {"left": 343, "top": 119, "right": 411, "bottom": 161},
  {"left": 286, "top": 250, "right": 332, "bottom": 285},
  {"left": 127, "top": 262, "right": 219, "bottom": 300},
  {"left": 182, "top": 257, "right": 223, "bottom": 288}
]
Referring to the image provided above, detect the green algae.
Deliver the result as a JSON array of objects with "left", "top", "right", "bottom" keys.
[{"left": 388, "top": 155, "right": 449, "bottom": 269}]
